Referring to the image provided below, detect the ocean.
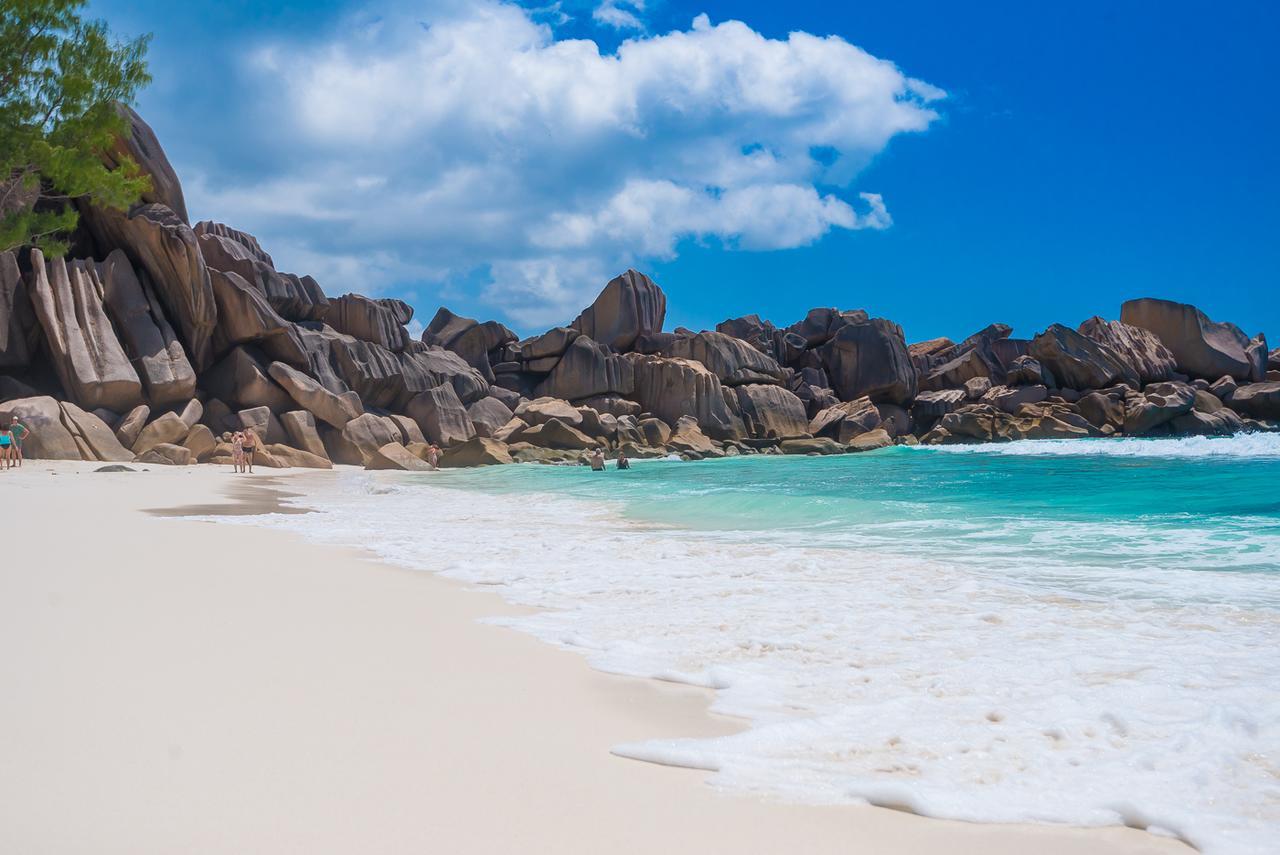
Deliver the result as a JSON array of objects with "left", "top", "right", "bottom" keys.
[{"left": 227, "top": 433, "right": 1280, "bottom": 854}]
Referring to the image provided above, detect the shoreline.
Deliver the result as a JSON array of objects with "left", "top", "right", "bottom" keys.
[{"left": 0, "top": 461, "right": 1192, "bottom": 854}]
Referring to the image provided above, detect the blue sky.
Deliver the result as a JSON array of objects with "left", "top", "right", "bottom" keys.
[{"left": 91, "top": 0, "right": 1278, "bottom": 345}]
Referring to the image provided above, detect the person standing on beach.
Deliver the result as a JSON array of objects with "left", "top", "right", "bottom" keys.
[
  {"left": 0, "top": 422, "right": 11, "bottom": 470},
  {"left": 231, "top": 431, "right": 246, "bottom": 473},
  {"left": 241, "top": 428, "right": 259, "bottom": 474},
  {"left": 427, "top": 444, "right": 440, "bottom": 468},
  {"left": 9, "top": 416, "right": 28, "bottom": 467}
]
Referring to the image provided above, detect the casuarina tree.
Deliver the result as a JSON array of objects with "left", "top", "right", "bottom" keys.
[{"left": 0, "top": 0, "right": 150, "bottom": 256}]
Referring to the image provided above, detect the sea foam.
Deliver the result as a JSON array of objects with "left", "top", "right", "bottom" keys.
[{"left": 210, "top": 435, "right": 1280, "bottom": 854}]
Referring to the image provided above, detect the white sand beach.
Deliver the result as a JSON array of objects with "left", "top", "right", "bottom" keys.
[{"left": 0, "top": 461, "right": 1191, "bottom": 855}]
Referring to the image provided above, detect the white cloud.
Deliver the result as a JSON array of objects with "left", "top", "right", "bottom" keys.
[
  {"left": 593, "top": 0, "right": 645, "bottom": 31},
  {"left": 201, "top": 1, "right": 942, "bottom": 330}
]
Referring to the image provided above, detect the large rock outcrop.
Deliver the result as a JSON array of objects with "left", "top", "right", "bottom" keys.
[
  {"left": 663, "top": 331, "right": 786, "bottom": 386},
  {"left": 1226, "top": 382, "right": 1280, "bottom": 420},
  {"left": 1077, "top": 317, "right": 1176, "bottom": 385},
  {"left": 406, "top": 384, "right": 476, "bottom": 446},
  {"left": 734, "top": 384, "right": 809, "bottom": 439},
  {"left": 196, "top": 225, "right": 329, "bottom": 322},
  {"left": 27, "top": 252, "right": 143, "bottom": 412},
  {"left": 0, "top": 251, "right": 33, "bottom": 369},
  {"left": 1120, "top": 298, "right": 1255, "bottom": 381},
  {"left": 627, "top": 354, "right": 740, "bottom": 439},
  {"left": 98, "top": 250, "right": 196, "bottom": 406},
  {"left": 104, "top": 103, "right": 189, "bottom": 222},
  {"left": 1029, "top": 324, "right": 1136, "bottom": 390},
  {"left": 819, "top": 318, "right": 917, "bottom": 404},
  {"left": 203, "top": 346, "right": 293, "bottom": 412},
  {"left": 570, "top": 269, "right": 666, "bottom": 352},
  {"left": 86, "top": 203, "right": 217, "bottom": 369},
  {"left": 268, "top": 361, "right": 363, "bottom": 428},
  {"left": 325, "top": 293, "right": 410, "bottom": 352},
  {"left": 537, "top": 336, "right": 635, "bottom": 402}
]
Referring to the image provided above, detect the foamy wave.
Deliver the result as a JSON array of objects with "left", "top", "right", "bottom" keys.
[
  {"left": 211, "top": 467, "right": 1280, "bottom": 854},
  {"left": 916, "top": 431, "right": 1280, "bottom": 458}
]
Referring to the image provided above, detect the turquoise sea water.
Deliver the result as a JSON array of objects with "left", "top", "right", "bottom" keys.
[
  {"left": 447, "top": 434, "right": 1280, "bottom": 606},
  {"left": 235, "top": 432, "right": 1280, "bottom": 853}
]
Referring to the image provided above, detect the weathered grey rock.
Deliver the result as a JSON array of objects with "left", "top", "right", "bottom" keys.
[
  {"left": 1077, "top": 390, "right": 1126, "bottom": 430},
  {"left": 201, "top": 399, "right": 233, "bottom": 434},
  {"left": 206, "top": 266, "right": 302, "bottom": 360},
  {"left": 521, "top": 327, "right": 580, "bottom": 361},
  {"left": 786, "top": 308, "right": 869, "bottom": 348},
  {"left": 319, "top": 424, "right": 362, "bottom": 465},
  {"left": 638, "top": 417, "right": 671, "bottom": 447},
  {"left": 406, "top": 384, "right": 476, "bottom": 446},
  {"left": 734, "top": 384, "right": 808, "bottom": 439},
  {"left": 439, "top": 436, "right": 514, "bottom": 467},
  {"left": 59, "top": 401, "right": 133, "bottom": 461},
  {"left": 266, "top": 361, "right": 362, "bottom": 429},
  {"left": 400, "top": 345, "right": 490, "bottom": 405},
  {"left": 366, "top": 442, "right": 434, "bottom": 471},
  {"left": 325, "top": 293, "right": 410, "bottom": 351},
  {"left": 86, "top": 204, "right": 217, "bottom": 370},
  {"left": 114, "top": 404, "right": 150, "bottom": 449},
  {"left": 1005, "top": 354, "right": 1054, "bottom": 388},
  {"left": 716, "top": 313, "right": 778, "bottom": 355},
  {"left": 446, "top": 320, "right": 518, "bottom": 382},
  {"left": 177, "top": 398, "right": 203, "bottom": 430},
  {"left": 537, "top": 336, "right": 634, "bottom": 401},
  {"left": 847, "top": 428, "right": 893, "bottom": 452},
  {"left": 195, "top": 223, "right": 329, "bottom": 322},
  {"left": 387, "top": 414, "right": 426, "bottom": 446},
  {"left": 1169, "top": 407, "right": 1245, "bottom": 436},
  {"left": 570, "top": 269, "right": 666, "bottom": 352},
  {"left": 1226, "top": 382, "right": 1280, "bottom": 420},
  {"left": 663, "top": 331, "right": 786, "bottom": 386},
  {"left": 1246, "top": 335, "right": 1269, "bottom": 383},
  {"left": 492, "top": 417, "right": 528, "bottom": 443},
  {"left": 0, "top": 397, "right": 79, "bottom": 458},
  {"left": 279, "top": 410, "right": 329, "bottom": 459},
  {"left": 514, "top": 397, "right": 583, "bottom": 426},
  {"left": 1121, "top": 298, "right": 1255, "bottom": 381},
  {"left": 487, "top": 385, "right": 521, "bottom": 411},
  {"left": 104, "top": 104, "right": 188, "bottom": 221},
  {"left": 508, "top": 417, "right": 598, "bottom": 450},
  {"left": 182, "top": 424, "right": 218, "bottom": 461},
  {"left": 97, "top": 250, "right": 196, "bottom": 406},
  {"left": 911, "top": 389, "right": 966, "bottom": 428},
  {"left": 920, "top": 348, "right": 993, "bottom": 392},
  {"left": 135, "top": 442, "right": 192, "bottom": 466},
  {"left": 132, "top": 412, "right": 190, "bottom": 455},
  {"left": 1124, "top": 382, "right": 1196, "bottom": 435},
  {"left": 234, "top": 406, "right": 288, "bottom": 446},
  {"left": 982, "top": 384, "right": 1049, "bottom": 414},
  {"left": 0, "top": 251, "right": 33, "bottom": 368},
  {"left": 92, "top": 408, "right": 120, "bottom": 429},
  {"left": 1210, "top": 376, "right": 1238, "bottom": 401},
  {"left": 202, "top": 347, "right": 291, "bottom": 412},
  {"left": 27, "top": 252, "right": 143, "bottom": 412},
  {"left": 809, "top": 397, "right": 882, "bottom": 440},
  {"left": 576, "top": 394, "right": 641, "bottom": 418},
  {"left": 819, "top": 318, "right": 917, "bottom": 404},
  {"left": 421, "top": 307, "right": 478, "bottom": 348},
  {"left": 467, "top": 396, "right": 515, "bottom": 438},
  {"left": 964, "top": 376, "right": 993, "bottom": 400},
  {"left": 338, "top": 413, "right": 402, "bottom": 465},
  {"left": 780, "top": 437, "right": 846, "bottom": 455},
  {"left": 1029, "top": 324, "right": 1136, "bottom": 390},
  {"left": 627, "top": 354, "right": 739, "bottom": 439},
  {"left": 260, "top": 443, "right": 332, "bottom": 469},
  {"left": 667, "top": 415, "right": 716, "bottom": 455},
  {"left": 1078, "top": 317, "right": 1177, "bottom": 385}
]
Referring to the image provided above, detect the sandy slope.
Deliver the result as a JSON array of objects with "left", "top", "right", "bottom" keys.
[{"left": 0, "top": 461, "right": 1191, "bottom": 854}]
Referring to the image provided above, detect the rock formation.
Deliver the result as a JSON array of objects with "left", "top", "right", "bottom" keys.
[{"left": 1, "top": 106, "right": 1274, "bottom": 470}]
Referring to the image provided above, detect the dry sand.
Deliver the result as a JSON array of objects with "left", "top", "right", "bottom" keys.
[{"left": 0, "top": 461, "right": 1193, "bottom": 854}]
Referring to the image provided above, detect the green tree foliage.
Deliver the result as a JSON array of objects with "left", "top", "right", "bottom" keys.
[{"left": 0, "top": 0, "right": 150, "bottom": 256}]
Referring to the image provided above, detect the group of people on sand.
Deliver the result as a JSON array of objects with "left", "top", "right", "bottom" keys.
[
  {"left": 226, "top": 428, "right": 260, "bottom": 474},
  {"left": 0, "top": 416, "right": 30, "bottom": 470},
  {"left": 589, "top": 449, "right": 630, "bottom": 471}
]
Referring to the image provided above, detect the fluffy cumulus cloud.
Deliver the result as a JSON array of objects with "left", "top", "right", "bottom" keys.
[{"left": 190, "top": 0, "right": 942, "bottom": 328}]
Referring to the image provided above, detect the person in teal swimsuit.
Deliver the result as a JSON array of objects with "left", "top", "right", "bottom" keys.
[{"left": 0, "top": 423, "right": 11, "bottom": 470}]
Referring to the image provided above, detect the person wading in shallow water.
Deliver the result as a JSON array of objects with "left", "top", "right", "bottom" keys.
[
  {"left": 241, "top": 428, "right": 259, "bottom": 473},
  {"left": 589, "top": 448, "right": 606, "bottom": 471},
  {"left": 616, "top": 450, "right": 630, "bottom": 470}
]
